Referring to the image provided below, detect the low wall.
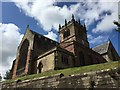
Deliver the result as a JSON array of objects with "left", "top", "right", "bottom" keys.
[{"left": 2, "top": 68, "right": 120, "bottom": 89}]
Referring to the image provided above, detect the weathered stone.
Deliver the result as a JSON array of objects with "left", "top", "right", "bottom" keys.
[{"left": 2, "top": 69, "right": 120, "bottom": 89}]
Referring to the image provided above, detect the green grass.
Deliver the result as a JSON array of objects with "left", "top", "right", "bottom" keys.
[{"left": 3, "top": 61, "right": 120, "bottom": 83}]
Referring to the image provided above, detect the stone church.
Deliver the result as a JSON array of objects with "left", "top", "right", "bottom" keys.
[{"left": 11, "top": 15, "right": 120, "bottom": 78}]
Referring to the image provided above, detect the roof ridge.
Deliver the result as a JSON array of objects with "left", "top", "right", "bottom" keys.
[
  {"left": 92, "top": 41, "right": 109, "bottom": 49},
  {"left": 92, "top": 41, "right": 110, "bottom": 54},
  {"left": 29, "top": 29, "right": 59, "bottom": 44}
]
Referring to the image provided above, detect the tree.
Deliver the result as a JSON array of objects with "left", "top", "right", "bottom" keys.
[
  {"left": 0, "top": 74, "right": 2, "bottom": 81},
  {"left": 113, "top": 21, "right": 120, "bottom": 56},
  {"left": 113, "top": 20, "right": 120, "bottom": 74},
  {"left": 4, "top": 69, "right": 12, "bottom": 80},
  {"left": 113, "top": 21, "right": 120, "bottom": 32}
]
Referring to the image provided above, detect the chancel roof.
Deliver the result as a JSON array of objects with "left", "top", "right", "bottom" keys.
[{"left": 92, "top": 41, "right": 110, "bottom": 55}]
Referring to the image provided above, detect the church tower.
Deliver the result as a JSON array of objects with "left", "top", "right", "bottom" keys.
[{"left": 59, "top": 15, "right": 90, "bottom": 66}]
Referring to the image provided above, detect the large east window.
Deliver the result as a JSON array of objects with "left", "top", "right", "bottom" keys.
[{"left": 17, "top": 39, "right": 29, "bottom": 70}]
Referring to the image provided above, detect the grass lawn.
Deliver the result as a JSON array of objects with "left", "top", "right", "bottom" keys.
[{"left": 3, "top": 61, "right": 120, "bottom": 83}]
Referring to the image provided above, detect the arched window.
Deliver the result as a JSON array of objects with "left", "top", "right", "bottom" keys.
[
  {"left": 79, "top": 51, "right": 85, "bottom": 66},
  {"left": 17, "top": 39, "right": 29, "bottom": 71},
  {"left": 38, "top": 61, "right": 43, "bottom": 73},
  {"left": 63, "top": 29, "right": 70, "bottom": 39}
]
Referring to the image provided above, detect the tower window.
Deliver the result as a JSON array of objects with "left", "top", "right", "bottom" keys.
[{"left": 63, "top": 29, "right": 70, "bottom": 39}]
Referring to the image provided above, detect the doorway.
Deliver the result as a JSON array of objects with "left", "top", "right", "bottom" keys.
[{"left": 38, "top": 61, "right": 43, "bottom": 73}]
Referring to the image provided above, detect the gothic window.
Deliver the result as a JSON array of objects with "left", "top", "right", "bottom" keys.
[
  {"left": 17, "top": 39, "right": 29, "bottom": 71},
  {"left": 63, "top": 29, "right": 70, "bottom": 39},
  {"left": 38, "top": 61, "right": 43, "bottom": 73},
  {"left": 79, "top": 51, "right": 85, "bottom": 66},
  {"left": 62, "top": 54, "right": 69, "bottom": 65}
]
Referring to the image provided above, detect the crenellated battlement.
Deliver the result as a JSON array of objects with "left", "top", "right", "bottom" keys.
[{"left": 59, "top": 14, "right": 86, "bottom": 32}]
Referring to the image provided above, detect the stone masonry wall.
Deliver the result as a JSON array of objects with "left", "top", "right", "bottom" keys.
[{"left": 2, "top": 68, "right": 120, "bottom": 89}]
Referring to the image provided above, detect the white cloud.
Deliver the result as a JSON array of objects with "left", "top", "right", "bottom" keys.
[
  {"left": 0, "top": 23, "right": 23, "bottom": 79},
  {"left": 44, "top": 31, "right": 57, "bottom": 41},
  {"left": 2, "top": 1, "right": 118, "bottom": 79},
  {"left": 87, "top": 34, "right": 94, "bottom": 40},
  {"left": 92, "top": 12, "right": 117, "bottom": 33},
  {"left": 11, "top": 0, "right": 118, "bottom": 42},
  {"left": 82, "top": 1, "right": 118, "bottom": 29},
  {"left": 89, "top": 35, "right": 108, "bottom": 45},
  {"left": 11, "top": 0, "right": 80, "bottom": 31}
]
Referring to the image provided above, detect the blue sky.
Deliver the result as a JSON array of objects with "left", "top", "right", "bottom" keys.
[
  {"left": 2, "top": 2, "right": 46, "bottom": 34},
  {"left": 0, "top": 0, "right": 120, "bottom": 78}
]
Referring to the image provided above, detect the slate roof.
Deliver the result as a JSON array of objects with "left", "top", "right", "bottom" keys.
[
  {"left": 92, "top": 41, "right": 110, "bottom": 55},
  {"left": 29, "top": 29, "right": 59, "bottom": 45}
]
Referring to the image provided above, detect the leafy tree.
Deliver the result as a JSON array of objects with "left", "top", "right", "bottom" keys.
[
  {"left": 113, "top": 21, "right": 120, "bottom": 32},
  {"left": 113, "top": 20, "right": 120, "bottom": 54},
  {"left": 113, "top": 19, "right": 120, "bottom": 72},
  {"left": 4, "top": 69, "right": 12, "bottom": 80},
  {"left": 0, "top": 74, "right": 2, "bottom": 81}
]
